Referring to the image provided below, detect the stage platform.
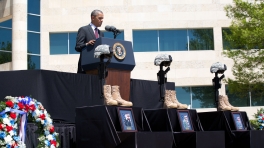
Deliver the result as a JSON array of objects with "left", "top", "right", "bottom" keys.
[{"left": 0, "top": 70, "right": 263, "bottom": 148}]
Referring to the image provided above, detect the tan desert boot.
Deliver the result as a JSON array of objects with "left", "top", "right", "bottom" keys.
[
  {"left": 218, "top": 95, "right": 231, "bottom": 111},
  {"left": 111, "top": 85, "right": 133, "bottom": 107},
  {"left": 103, "top": 85, "right": 118, "bottom": 106},
  {"left": 171, "top": 90, "right": 188, "bottom": 109},
  {"left": 223, "top": 95, "right": 239, "bottom": 111},
  {"left": 163, "top": 90, "right": 178, "bottom": 108}
]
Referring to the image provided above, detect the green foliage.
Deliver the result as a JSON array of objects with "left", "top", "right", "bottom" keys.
[
  {"left": 189, "top": 29, "right": 214, "bottom": 50},
  {"left": 0, "top": 41, "right": 12, "bottom": 64},
  {"left": 224, "top": 0, "right": 264, "bottom": 99},
  {"left": 250, "top": 108, "right": 264, "bottom": 130},
  {"left": 0, "top": 101, "right": 6, "bottom": 112}
]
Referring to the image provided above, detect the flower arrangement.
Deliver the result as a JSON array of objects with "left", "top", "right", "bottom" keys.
[
  {"left": 250, "top": 108, "right": 264, "bottom": 130},
  {"left": 0, "top": 96, "right": 59, "bottom": 148}
]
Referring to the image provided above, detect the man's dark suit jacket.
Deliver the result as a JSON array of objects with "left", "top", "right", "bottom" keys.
[{"left": 75, "top": 24, "right": 104, "bottom": 74}]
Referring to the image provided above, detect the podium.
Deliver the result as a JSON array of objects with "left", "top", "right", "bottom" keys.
[{"left": 81, "top": 37, "right": 135, "bottom": 101}]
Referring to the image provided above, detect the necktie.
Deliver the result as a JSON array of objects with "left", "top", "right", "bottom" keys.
[{"left": 94, "top": 28, "right": 99, "bottom": 39}]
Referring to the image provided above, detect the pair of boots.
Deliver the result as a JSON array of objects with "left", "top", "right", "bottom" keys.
[
  {"left": 164, "top": 90, "right": 188, "bottom": 109},
  {"left": 218, "top": 95, "right": 239, "bottom": 111},
  {"left": 103, "top": 85, "right": 133, "bottom": 107}
]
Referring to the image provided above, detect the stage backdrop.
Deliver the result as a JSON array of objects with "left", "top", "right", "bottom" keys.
[{"left": 0, "top": 70, "right": 175, "bottom": 123}]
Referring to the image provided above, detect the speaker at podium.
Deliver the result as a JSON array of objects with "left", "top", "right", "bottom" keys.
[{"left": 81, "top": 37, "right": 135, "bottom": 101}]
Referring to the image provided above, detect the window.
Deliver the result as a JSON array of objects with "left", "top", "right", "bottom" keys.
[
  {"left": 0, "top": 19, "right": 12, "bottom": 28},
  {"left": 175, "top": 87, "right": 191, "bottom": 106},
  {"left": 50, "top": 31, "right": 125, "bottom": 55},
  {"left": 222, "top": 28, "right": 243, "bottom": 50},
  {"left": 28, "top": 32, "right": 40, "bottom": 54},
  {"left": 50, "top": 33, "right": 79, "bottom": 55},
  {"left": 28, "top": 15, "right": 40, "bottom": 32},
  {"left": 225, "top": 85, "right": 250, "bottom": 107},
  {"left": 27, "top": 0, "right": 40, "bottom": 69},
  {"left": 0, "top": 20, "right": 12, "bottom": 64},
  {"left": 188, "top": 29, "right": 214, "bottom": 50},
  {"left": 103, "top": 31, "right": 124, "bottom": 40},
  {"left": 28, "top": 0, "right": 40, "bottom": 15},
  {"left": 159, "top": 30, "right": 188, "bottom": 51},
  {"left": 133, "top": 29, "right": 214, "bottom": 52},
  {"left": 175, "top": 86, "right": 214, "bottom": 109},
  {"left": 191, "top": 86, "right": 214, "bottom": 108},
  {"left": 133, "top": 30, "right": 158, "bottom": 52},
  {"left": 50, "top": 33, "right": 68, "bottom": 54},
  {"left": 69, "top": 33, "right": 78, "bottom": 54}
]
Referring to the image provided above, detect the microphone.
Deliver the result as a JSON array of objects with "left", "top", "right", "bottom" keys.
[{"left": 105, "top": 25, "right": 121, "bottom": 33}]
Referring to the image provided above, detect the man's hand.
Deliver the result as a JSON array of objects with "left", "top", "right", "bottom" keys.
[{"left": 86, "top": 40, "right": 96, "bottom": 46}]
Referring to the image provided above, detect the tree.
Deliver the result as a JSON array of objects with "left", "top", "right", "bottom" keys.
[
  {"left": 0, "top": 41, "right": 36, "bottom": 69},
  {"left": 224, "top": 0, "right": 264, "bottom": 101},
  {"left": 0, "top": 42, "right": 12, "bottom": 64}
]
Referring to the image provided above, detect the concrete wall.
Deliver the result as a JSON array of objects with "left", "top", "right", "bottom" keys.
[
  {"left": 196, "top": 106, "right": 263, "bottom": 120},
  {"left": 0, "top": 0, "right": 12, "bottom": 21},
  {"left": 40, "top": 0, "right": 234, "bottom": 88},
  {"left": 0, "top": 62, "right": 11, "bottom": 71}
]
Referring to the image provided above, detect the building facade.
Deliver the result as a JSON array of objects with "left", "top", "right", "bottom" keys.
[{"left": 0, "top": 0, "right": 262, "bottom": 119}]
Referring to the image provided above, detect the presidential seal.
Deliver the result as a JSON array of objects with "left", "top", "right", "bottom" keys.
[{"left": 113, "top": 42, "right": 126, "bottom": 60}]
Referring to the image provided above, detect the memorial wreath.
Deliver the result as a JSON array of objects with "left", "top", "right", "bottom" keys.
[
  {"left": 250, "top": 108, "right": 264, "bottom": 130},
  {"left": 0, "top": 96, "right": 59, "bottom": 148}
]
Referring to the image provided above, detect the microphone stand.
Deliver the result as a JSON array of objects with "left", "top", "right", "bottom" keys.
[
  {"left": 113, "top": 31, "right": 121, "bottom": 39},
  {"left": 157, "top": 63, "right": 170, "bottom": 102}
]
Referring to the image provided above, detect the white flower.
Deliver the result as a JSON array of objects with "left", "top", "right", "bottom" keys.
[
  {"left": 4, "top": 135, "right": 12, "bottom": 144},
  {"left": 51, "top": 144, "right": 56, "bottom": 148},
  {"left": 46, "top": 118, "right": 52, "bottom": 124},
  {"left": 41, "top": 120, "right": 45, "bottom": 125},
  {"left": 46, "top": 135, "right": 53, "bottom": 141},
  {"left": 262, "top": 123, "right": 264, "bottom": 126},
  {"left": 13, "top": 123, "right": 17, "bottom": 129},
  {"left": 3, "top": 118, "right": 11, "bottom": 126},
  {"left": 5, "top": 96, "right": 14, "bottom": 101},
  {"left": 34, "top": 109, "right": 41, "bottom": 117},
  {"left": 53, "top": 132, "right": 59, "bottom": 136},
  {"left": 38, "top": 135, "right": 45, "bottom": 141},
  {"left": 9, "top": 130, "right": 14, "bottom": 136}
]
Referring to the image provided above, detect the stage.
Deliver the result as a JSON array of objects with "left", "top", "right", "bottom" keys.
[{"left": 0, "top": 70, "right": 262, "bottom": 148}]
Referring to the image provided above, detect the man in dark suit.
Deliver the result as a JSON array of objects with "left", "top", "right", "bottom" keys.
[{"left": 75, "top": 9, "right": 104, "bottom": 74}]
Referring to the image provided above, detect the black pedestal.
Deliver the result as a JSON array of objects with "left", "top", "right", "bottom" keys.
[
  {"left": 117, "top": 132, "right": 173, "bottom": 148},
  {"left": 173, "top": 131, "right": 225, "bottom": 148}
]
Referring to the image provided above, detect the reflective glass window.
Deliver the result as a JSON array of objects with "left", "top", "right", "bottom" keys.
[
  {"left": 191, "top": 86, "right": 215, "bottom": 108},
  {"left": 28, "top": 0, "right": 40, "bottom": 14},
  {"left": 28, "top": 55, "right": 40, "bottom": 69},
  {"left": 175, "top": 87, "right": 191, "bottom": 106},
  {"left": 0, "top": 51, "right": 12, "bottom": 64},
  {"left": 0, "top": 20, "right": 12, "bottom": 28},
  {"left": 188, "top": 29, "right": 214, "bottom": 50},
  {"left": 160, "top": 30, "right": 188, "bottom": 51},
  {"left": 103, "top": 31, "right": 124, "bottom": 40},
  {"left": 28, "top": 32, "right": 40, "bottom": 54},
  {"left": 0, "top": 28, "right": 12, "bottom": 50},
  {"left": 69, "top": 33, "right": 78, "bottom": 54},
  {"left": 133, "top": 30, "right": 158, "bottom": 52},
  {"left": 225, "top": 85, "right": 249, "bottom": 107},
  {"left": 28, "top": 15, "right": 40, "bottom": 32},
  {"left": 50, "top": 33, "right": 68, "bottom": 54},
  {"left": 251, "top": 92, "right": 264, "bottom": 106}
]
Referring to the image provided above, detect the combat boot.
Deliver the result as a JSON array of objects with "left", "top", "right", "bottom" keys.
[
  {"left": 223, "top": 95, "right": 239, "bottom": 111},
  {"left": 218, "top": 95, "right": 231, "bottom": 111},
  {"left": 103, "top": 85, "right": 118, "bottom": 106},
  {"left": 164, "top": 90, "right": 178, "bottom": 108},
  {"left": 112, "top": 85, "right": 133, "bottom": 107},
  {"left": 171, "top": 90, "right": 188, "bottom": 109}
]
